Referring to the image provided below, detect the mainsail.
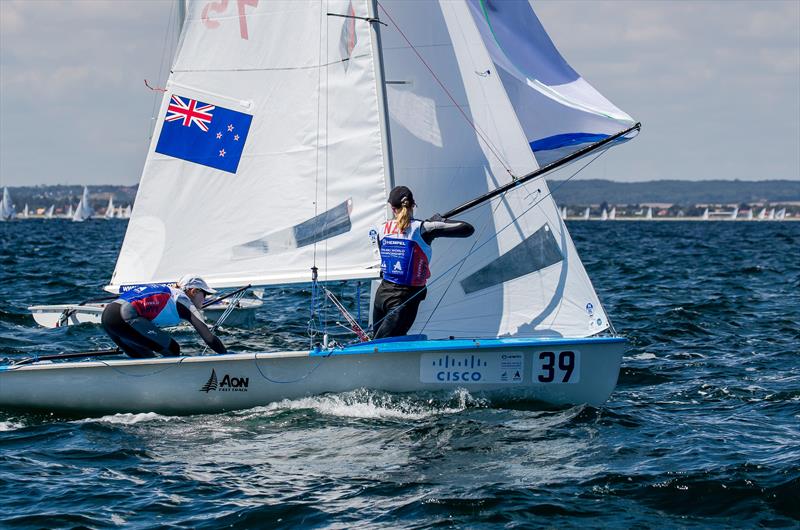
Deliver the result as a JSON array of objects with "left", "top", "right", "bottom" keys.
[{"left": 109, "top": 0, "right": 390, "bottom": 290}]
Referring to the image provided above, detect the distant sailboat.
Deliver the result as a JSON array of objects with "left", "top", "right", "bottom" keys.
[
  {"left": 560, "top": 206, "right": 567, "bottom": 219},
  {"left": 104, "top": 196, "right": 115, "bottom": 220},
  {"left": 730, "top": 207, "right": 738, "bottom": 220},
  {"left": 45, "top": 205, "right": 55, "bottom": 219},
  {"left": 758, "top": 208, "right": 767, "bottom": 220},
  {"left": 123, "top": 205, "right": 132, "bottom": 218},
  {"left": 701, "top": 208, "right": 709, "bottom": 220},
  {"left": 768, "top": 208, "right": 775, "bottom": 220},
  {"left": 21, "top": 204, "right": 30, "bottom": 219},
  {"left": 645, "top": 207, "right": 653, "bottom": 220},
  {"left": 776, "top": 208, "right": 786, "bottom": 221},
  {"left": 745, "top": 209, "right": 753, "bottom": 220},
  {"left": 583, "top": 207, "right": 590, "bottom": 221},
  {"left": 65, "top": 204, "right": 74, "bottom": 219},
  {"left": 609, "top": 207, "right": 616, "bottom": 220},
  {"left": 0, "top": 187, "right": 15, "bottom": 221},
  {"left": 600, "top": 208, "right": 608, "bottom": 221},
  {"left": 72, "top": 186, "right": 94, "bottom": 222}
]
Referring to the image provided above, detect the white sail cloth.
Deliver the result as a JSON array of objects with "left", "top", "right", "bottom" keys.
[
  {"left": 464, "top": 0, "right": 635, "bottom": 166},
  {"left": 376, "top": 0, "right": 627, "bottom": 338},
  {"left": 105, "top": 197, "right": 115, "bottom": 219},
  {"left": 0, "top": 188, "right": 15, "bottom": 220},
  {"left": 72, "top": 186, "right": 93, "bottom": 222},
  {"left": 110, "top": 0, "right": 389, "bottom": 290}
]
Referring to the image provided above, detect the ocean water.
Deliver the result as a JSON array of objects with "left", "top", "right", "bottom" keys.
[{"left": 0, "top": 220, "right": 798, "bottom": 528}]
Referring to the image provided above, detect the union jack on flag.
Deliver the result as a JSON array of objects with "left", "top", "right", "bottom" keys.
[
  {"left": 156, "top": 93, "right": 252, "bottom": 174},
  {"left": 165, "top": 95, "right": 215, "bottom": 132}
]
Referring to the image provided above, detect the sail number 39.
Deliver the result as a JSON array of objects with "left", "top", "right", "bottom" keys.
[{"left": 535, "top": 351, "right": 580, "bottom": 384}]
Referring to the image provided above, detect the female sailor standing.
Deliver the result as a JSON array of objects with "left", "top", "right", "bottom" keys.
[
  {"left": 372, "top": 186, "right": 475, "bottom": 339},
  {"left": 101, "top": 275, "right": 227, "bottom": 358}
]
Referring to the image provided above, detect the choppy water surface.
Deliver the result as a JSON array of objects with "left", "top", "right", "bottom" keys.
[{"left": 1, "top": 220, "right": 798, "bottom": 528}]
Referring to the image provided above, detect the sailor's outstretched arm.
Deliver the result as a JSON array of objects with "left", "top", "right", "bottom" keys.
[
  {"left": 178, "top": 302, "right": 227, "bottom": 354},
  {"left": 421, "top": 215, "right": 475, "bottom": 244}
]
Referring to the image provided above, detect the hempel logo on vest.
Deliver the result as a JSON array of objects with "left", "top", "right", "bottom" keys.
[{"left": 199, "top": 369, "right": 249, "bottom": 392}]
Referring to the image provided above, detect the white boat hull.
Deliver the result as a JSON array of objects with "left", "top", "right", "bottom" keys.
[
  {"left": 0, "top": 337, "right": 625, "bottom": 415},
  {"left": 28, "top": 298, "right": 262, "bottom": 329}
]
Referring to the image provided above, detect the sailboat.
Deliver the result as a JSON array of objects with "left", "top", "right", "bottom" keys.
[
  {"left": 2, "top": 0, "right": 639, "bottom": 415},
  {"left": 0, "top": 187, "right": 15, "bottom": 221},
  {"left": 645, "top": 207, "right": 653, "bottom": 220},
  {"left": 730, "top": 207, "right": 739, "bottom": 220},
  {"left": 123, "top": 205, "right": 132, "bottom": 219},
  {"left": 560, "top": 206, "right": 568, "bottom": 220},
  {"left": 44, "top": 205, "right": 55, "bottom": 219},
  {"left": 104, "top": 196, "right": 116, "bottom": 220},
  {"left": 20, "top": 204, "right": 30, "bottom": 219},
  {"left": 768, "top": 208, "right": 776, "bottom": 220},
  {"left": 582, "top": 207, "right": 590, "bottom": 221},
  {"left": 775, "top": 208, "right": 786, "bottom": 221},
  {"left": 701, "top": 208, "right": 709, "bottom": 220},
  {"left": 65, "top": 203, "right": 74, "bottom": 219},
  {"left": 71, "top": 186, "right": 94, "bottom": 222},
  {"left": 608, "top": 206, "right": 617, "bottom": 220},
  {"left": 600, "top": 208, "right": 608, "bottom": 221},
  {"left": 746, "top": 208, "right": 753, "bottom": 220}
]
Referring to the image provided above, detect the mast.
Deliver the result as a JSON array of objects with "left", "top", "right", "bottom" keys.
[
  {"left": 177, "top": 0, "right": 187, "bottom": 34},
  {"left": 367, "top": 0, "right": 395, "bottom": 192}
]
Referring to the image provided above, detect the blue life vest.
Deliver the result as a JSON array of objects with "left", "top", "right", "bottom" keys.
[{"left": 379, "top": 219, "right": 432, "bottom": 286}]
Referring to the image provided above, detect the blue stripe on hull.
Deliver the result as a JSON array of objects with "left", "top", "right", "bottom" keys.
[{"left": 313, "top": 335, "right": 627, "bottom": 357}]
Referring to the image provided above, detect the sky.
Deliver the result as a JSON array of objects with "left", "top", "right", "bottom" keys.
[{"left": 0, "top": 0, "right": 798, "bottom": 186}]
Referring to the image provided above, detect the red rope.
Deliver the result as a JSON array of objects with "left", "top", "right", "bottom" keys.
[
  {"left": 377, "top": 1, "right": 513, "bottom": 177},
  {"left": 144, "top": 79, "right": 167, "bottom": 93}
]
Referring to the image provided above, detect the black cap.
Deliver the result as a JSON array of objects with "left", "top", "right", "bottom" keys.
[{"left": 388, "top": 186, "right": 415, "bottom": 208}]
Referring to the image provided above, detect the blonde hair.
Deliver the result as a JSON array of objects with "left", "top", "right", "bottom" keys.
[{"left": 395, "top": 197, "right": 413, "bottom": 233}]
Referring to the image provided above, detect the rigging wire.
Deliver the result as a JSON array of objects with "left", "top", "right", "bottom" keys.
[
  {"left": 376, "top": 1, "right": 514, "bottom": 177},
  {"left": 308, "top": 0, "right": 327, "bottom": 347},
  {"left": 147, "top": 0, "right": 177, "bottom": 139}
]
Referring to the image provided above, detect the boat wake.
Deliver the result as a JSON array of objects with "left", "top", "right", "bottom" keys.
[
  {"left": 0, "top": 420, "right": 25, "bottom": 432},
  {"left": 76, "top": 412, "right": 176, "bottom": 425},
  {"left": 238, "top": 388, "right": 488, "bottom": 422}
]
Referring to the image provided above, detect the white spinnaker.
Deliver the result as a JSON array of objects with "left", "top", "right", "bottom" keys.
[
  {"left": 378, "top": 0, "right": 611, "bottom": 338},
  {"left": 109, "top": 0, "right": 388, "bottom": 291}
]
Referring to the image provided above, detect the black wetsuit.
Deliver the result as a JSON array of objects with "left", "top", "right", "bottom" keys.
[
  {"left": 372, "top": 217, "right": 474, "bottom": 339},
  {"left": 101, "top": 296, "right": 226, "bottom": 359}
]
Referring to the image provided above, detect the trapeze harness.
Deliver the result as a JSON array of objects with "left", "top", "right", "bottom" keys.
[
  {"left": 101, "top": 285, "right": 226, "bottom": 358},
  {"left": 373, "top": 217, "right": 474, "bottom": 339}
]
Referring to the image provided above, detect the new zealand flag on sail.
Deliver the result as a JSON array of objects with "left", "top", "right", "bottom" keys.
[{"left": 155, "top": 94, "right": 253, "bottom": 174}]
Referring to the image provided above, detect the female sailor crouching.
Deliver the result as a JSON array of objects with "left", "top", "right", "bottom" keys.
[
  {"left": 372, "top": 186, "right": 474, "bottom": 339},
  {"left": 101, "top": 275, "right": 227, "bottom": 358}
]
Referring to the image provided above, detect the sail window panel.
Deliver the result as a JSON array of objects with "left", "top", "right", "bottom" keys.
[
  {"left": 232, "top": 199, "right": 352, "bottom": 258},
  {"left": 460, "top": 224, "right": 563, "bottom": 294}
]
